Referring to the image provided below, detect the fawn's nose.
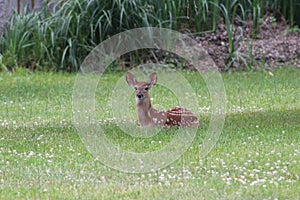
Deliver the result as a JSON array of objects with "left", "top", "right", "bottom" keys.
[{"left": 137, "top": 93, "right": 143, "bottom": 99}]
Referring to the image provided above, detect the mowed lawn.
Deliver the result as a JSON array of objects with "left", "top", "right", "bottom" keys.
[{"left": 0, "top": 68, "right": 299, "bottom": 199}]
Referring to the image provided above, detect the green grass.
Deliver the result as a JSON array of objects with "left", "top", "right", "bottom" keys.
[{"left": 0, "top": 68, "right": 299, "bottom": 199}]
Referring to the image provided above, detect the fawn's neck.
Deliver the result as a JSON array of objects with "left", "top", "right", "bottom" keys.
[
  {"left": 136, "top": 97, "right": 153, "bottom": 127},
  {"left": 136, "top": 97, "right": 167, "bottom": 127}
]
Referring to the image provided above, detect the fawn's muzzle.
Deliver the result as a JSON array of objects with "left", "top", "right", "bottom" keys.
[{"left": 137, "top": 93, "right": 143, "bottom": 99}]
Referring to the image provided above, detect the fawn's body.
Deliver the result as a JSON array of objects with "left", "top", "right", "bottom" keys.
[{"left": 126, "top": 72, "right": 199, "bottom": 128}]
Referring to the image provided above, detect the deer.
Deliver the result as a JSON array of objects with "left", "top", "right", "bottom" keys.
[{"left": 126, "top": 72, "right": 199, "bottom": 128}]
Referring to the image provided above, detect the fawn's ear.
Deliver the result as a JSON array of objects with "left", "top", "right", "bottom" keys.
[
  {"left": 148, "top": 72, "right": 157, "bottom": 86},
  {"left": 126, "top": 72, "right": 137, "bottom": 86}
]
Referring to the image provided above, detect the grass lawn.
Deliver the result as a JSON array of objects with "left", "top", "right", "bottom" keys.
[{"left": 0, "top": 68, "right": 299, "bottom": 199}]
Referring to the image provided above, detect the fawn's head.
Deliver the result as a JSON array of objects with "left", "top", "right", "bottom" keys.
[{"left": 126, "top": 72, "right": 157, "bottom": 102}]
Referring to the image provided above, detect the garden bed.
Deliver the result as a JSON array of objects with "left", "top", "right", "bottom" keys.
[{"left": 196, "top": 12, "right": 300, "bottom": 71}]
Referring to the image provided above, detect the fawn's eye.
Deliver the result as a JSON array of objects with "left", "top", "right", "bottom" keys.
[
  {"left": 134, "top": 87, "right": 137, "bottom": 90},
  {"left": 144, "top": 87, "right": 149, "bottom": 91}
]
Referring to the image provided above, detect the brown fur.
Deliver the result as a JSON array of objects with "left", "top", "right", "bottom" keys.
[{"left": 126, "top": 72, "right": 199, "bottom": 128}]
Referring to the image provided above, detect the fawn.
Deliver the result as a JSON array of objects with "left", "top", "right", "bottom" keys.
[{"left": 126, "top": 72, "right": 199, "bottom": 128}]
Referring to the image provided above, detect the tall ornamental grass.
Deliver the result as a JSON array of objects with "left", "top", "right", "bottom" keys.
[{"left": 1, "top": 0, "right": 166, "bottom": 72}]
